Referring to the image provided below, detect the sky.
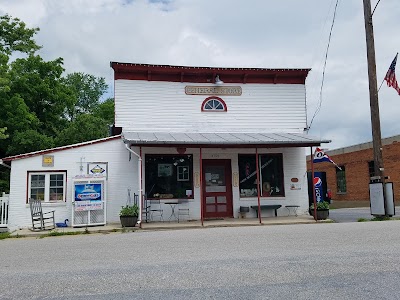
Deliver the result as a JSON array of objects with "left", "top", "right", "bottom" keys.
[{"left": 0, "top": 0, "right": 399, "bottom": 151}]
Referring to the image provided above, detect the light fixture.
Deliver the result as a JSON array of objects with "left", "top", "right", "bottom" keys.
[{"left": 215, "top": 75, "right": 224, "bottom": 85}]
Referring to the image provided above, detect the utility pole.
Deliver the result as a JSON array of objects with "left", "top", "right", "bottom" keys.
[{"left": 362, "top": 0, "right": 387, "bottom": 216}]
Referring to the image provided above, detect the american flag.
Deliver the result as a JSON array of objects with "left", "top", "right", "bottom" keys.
[{"left": 384, "top": 53, "right": 400, "bottom": 95}]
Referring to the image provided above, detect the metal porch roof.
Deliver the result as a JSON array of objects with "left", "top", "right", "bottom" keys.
[{"left": 122, "top": 131, "right": 330, "bottom": 147}]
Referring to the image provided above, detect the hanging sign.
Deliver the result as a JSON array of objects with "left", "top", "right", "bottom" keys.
[{"left": 87, "top": 162, "right": 108, "bottom": 178}]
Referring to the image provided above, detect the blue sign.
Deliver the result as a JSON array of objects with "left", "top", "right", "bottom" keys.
[
  {"left": 74, "top": 183, "right": 103, "bottom": 211},
  {"left": 313, "top": 172, "right": 325, "bottom": 203},
  {"left": 75, "top": 184, "right": 102, "bottom": 201}
]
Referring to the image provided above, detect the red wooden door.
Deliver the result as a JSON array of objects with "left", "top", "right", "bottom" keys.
[{"left": 202, "top": 159, "right": 233, "bottom": 218}]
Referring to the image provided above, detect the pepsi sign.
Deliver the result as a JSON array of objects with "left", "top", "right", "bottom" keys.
[{"left": 314, "top": 176, "right": 323, "bottom": 202}]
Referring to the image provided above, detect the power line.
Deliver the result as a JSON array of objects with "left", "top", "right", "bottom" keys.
[
  {"left": 372, "top": 0, "right": 383, "bottom": 16},
  {"left": 308, "top": 0, "right": 340, "bottom": 130}
]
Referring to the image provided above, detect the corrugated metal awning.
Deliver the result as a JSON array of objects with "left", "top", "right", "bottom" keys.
[{"left": 122, "top": 131, "right": 330, "bottom": 147}]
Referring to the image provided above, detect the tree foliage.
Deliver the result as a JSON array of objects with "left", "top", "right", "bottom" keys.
[
  {"left": 0, "top": 14, "right": 40, "bottom": 55},
  {"left": 55, "top": 114, "right": 109, "bottom": 147},
  {"left": 93, "top": 97, "right": 115, "bottom": 125},
  {"left": 63, "top": 72, "right": 108, "bottom": 120},
  {"left": 0, "top": 14, "right": 114, "bottom": 192},
  {"left": 0, "top": 127, "right": 8, "bottom": 139}
]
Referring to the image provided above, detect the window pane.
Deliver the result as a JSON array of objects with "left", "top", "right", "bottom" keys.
[
  {"left": 145, "top": 155, "right": 193, "bottom": 199},
  {"left": 30, "top": 189, "right": 45, "bottom": 201},
  {"left": 238, "top": 154, "right": 285, "bottom": 197},
  {"left": 238, "top": 155, "right": 257, "bottom": 197},
  {"left": 260, "top": 154, "right": 284, "bottom": 197},
  {"left": 30, "top": 175, "right": 45, "bottom": 201},
  {"left": 205, "top": 166, "right": 226, "bottom": 192},
  {"left": 31, "top": 175, "right": 45, "bottom": 188},
  {"left": 336, "top": 166, "right": 346, "bottom": 193},
  {"left": 50, "top": 174, "right": 64, "bottom": 201},
  {"left": 368, "top": 161, "right": 375, "bottom": 178}
]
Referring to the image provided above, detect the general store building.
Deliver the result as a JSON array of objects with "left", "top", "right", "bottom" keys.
[{"left": 1, "top": 63, "right": 329, "bottom": 230}]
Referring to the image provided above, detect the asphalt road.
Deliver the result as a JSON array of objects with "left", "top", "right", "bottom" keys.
[
  {"left": 2, "top": 221, "right": 400, "bottom": 299},
  {"left": 329, "top": 206, "right": 400, "bottom": 223}
]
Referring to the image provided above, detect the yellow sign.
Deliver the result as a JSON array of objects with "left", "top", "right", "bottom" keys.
[{"left": 42, "top": 155, "right": 54, "bottom": 167}]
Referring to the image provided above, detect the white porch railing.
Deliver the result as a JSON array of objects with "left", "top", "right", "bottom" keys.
[{"left": 0, "top": 192, "right": 9, "bottom": 227}]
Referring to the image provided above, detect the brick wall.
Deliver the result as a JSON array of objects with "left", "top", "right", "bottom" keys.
[{"left": 307, "top": 142, "right": 400, "bottom": 203}]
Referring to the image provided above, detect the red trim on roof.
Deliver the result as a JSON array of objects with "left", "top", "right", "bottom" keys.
[
  {"left": 2, "top": 135, "right": 122, "bottom": 162},
  {"left": 110, "top": 62, "right": 310, "bottom": 84}
]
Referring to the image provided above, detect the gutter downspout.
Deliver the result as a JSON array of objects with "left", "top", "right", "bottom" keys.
[
  {"left": 0, "top": 159, "right": 11, "bottom": 169},
  {"left": 124, "top": 143, "right": 143, "bottom": 227}
]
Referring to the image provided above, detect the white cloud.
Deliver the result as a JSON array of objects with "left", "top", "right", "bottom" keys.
[{"left": 0, "top": 0, "right": 399, "bottom": 150}]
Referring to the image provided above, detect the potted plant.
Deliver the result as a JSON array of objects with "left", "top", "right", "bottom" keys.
[
  {"left": 119, "top": 204, "right": 139, "bottom": 227},
  {"left": 309, "top": 201, "right": 329, "bottom": 220}
]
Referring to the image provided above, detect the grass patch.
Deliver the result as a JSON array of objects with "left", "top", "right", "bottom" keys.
[
  {"left": 0, "top": 232, "right": 26, "bottom": 240},
  {"left": 0, "top": 232, "right": 11, "bottom": 240},
  {"left": 371, "top": 216, "right": 392, "bottom": 221},
  {"left": 357, "top": 218, "right": 369, "bottom": 222},
  {"left": 39, "top": 230, "right": 86, "bottom": 238}
]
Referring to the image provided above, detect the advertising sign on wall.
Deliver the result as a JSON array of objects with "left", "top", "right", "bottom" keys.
[{"left": 74, "top": 183, "right": 103, "bottom": 211}]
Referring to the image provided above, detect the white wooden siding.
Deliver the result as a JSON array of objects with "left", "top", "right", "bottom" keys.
[
  {"left": 7, "top": 139, "right": 137, "bottom": 230},
  {"left": 115, "top": 80, "right": 307, "bottom": 133}
]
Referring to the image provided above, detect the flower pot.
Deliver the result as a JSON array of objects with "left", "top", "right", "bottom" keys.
[
  {"left": 311, "top": 209, "right": 329, "bottom": 220},
  {"left": 120, "top": 215, "right": 138, "bottom": 227}
]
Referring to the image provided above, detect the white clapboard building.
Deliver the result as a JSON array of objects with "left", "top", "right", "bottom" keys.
[{"left": 0, "top": 63, "right": 329, "bottom": 230}]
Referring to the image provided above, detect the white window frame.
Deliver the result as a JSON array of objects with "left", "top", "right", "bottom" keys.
[
  {"left": 28, "top": 171, "right": 67, "bottom": 203},
  {"left": 177, "top": 165, "right": 190, "bottom": 181}
]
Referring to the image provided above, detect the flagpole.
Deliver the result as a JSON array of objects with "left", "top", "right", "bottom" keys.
[{"left": 311, "top": 147, "right": 318, "bottom": 222}]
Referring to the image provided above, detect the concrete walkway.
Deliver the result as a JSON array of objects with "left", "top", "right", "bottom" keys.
[{"left": 9, "top": 215, "right": 329, "bottom": 238}]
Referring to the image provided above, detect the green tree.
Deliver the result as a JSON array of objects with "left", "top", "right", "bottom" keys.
[
  {"left": 0, "top": 127, "right": 8, "bottom": 139},
  {"left": 0, "top": 15, "right": 43, "bottom": 158},
  {"left": 7, "top": 130, "right": 54, "bottom": 155},
  {"left": 0, "top": 14, "right": 40, "bottom": 55},
  {"left": 93, "top": 97, "right": 115, "bottom": 125},
  {"left": 8, "top": 55, "right": 74, "bottom": 137},
  {"left": 55, "top": 114, "right": 109, "bottom": 146},
  {"left": 63, "top": 72, "right": 108, "bottom": 120}
]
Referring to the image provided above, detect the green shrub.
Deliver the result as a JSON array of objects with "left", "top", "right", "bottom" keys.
[
  {"left": 310, "top": 201, "right": 329, "bottom": 210},
  {"left": 119, "top": 204, "right": 139, "bottom": 217}
]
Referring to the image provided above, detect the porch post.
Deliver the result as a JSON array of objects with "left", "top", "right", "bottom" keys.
[
  {"left": 310, "top": 147, "right": 318, "bottom": 222},
  {"left": 256, "top": 148, "right": 262, "bottom": 224},
  {"left": 139, "top": 146, "right": 143, "bottom": 228},
  {"left": 200, "top": 147, "right": 204, "bottom": 226}
]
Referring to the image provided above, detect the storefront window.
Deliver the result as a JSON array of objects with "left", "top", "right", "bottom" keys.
[
  {"left": 238, "top": 154, "right": 285, "bottom": 197},
  {"left": 145, "top": 155, "right": 193, "bottom": 199}
]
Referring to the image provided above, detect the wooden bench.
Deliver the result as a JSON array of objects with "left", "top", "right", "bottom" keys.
[{"left": 250, "top": 205, "right": 282, "bottom": 217}]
